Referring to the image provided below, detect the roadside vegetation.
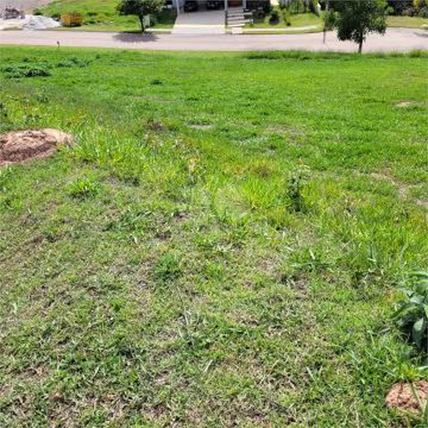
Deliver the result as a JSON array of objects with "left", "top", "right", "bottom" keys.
[
  {"left": 247, "top": 9, "right": 322, "bottom": 30},
  {"left": 248, "top": 0, "right": 427, "bottom": 32},
  {"left": 35, "top": 0, "right": 428, "bottom": 33},
  {"left": 1, "top": 47, "right": 427, "bottom": 427},
  {"left": 387, "top": 15, "right": 428, "bottom": 28},
  {"left": 36, "top": 0, "right": 176, "bottom": 31},
  {"left": 324, "top": 0, "right": 389, "bottom": 53}
]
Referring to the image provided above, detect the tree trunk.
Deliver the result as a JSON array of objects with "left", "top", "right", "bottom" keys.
[
  {"left": 138, "top": 15, "right": 145, "bottom": 33},
  {"left": 358, "top": 30, "right": 364, "bottom": 53}
]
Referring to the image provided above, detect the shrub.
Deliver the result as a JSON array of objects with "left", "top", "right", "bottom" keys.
[
  {"left": 282, "top": 8, "right": 291, "bottom": 25},
  {"left": 56, "top": 57, "right": 90, "bottom": 69},
  {"left": 418, "top": 6, "right": 428, "bottom": 17},
  {"left": 408, "top": 49, "right": 427, "bottom": 58},
  {"left": 387, "top": 0, "right": 413, "bottom": 15},
  {"left": 33, "top": 8, "right": 43, "bottom": 16},
  {"left": 402, "top": 7, "right": 416, "bottom": 16},
  {"left": 252, "top": 9, "right": 266, "bottom": 21},
  {"left": 269, "top": 10, "right": 280, "bottom": 24},
  {"left": 287, "top": 0, "right": 306, "bottom": 14},
  {"left": 393, "top": 271, "right": 428, "bottom": 351},
  {"left": 2, "top": 65, "right": 51, "bottom": 79}
]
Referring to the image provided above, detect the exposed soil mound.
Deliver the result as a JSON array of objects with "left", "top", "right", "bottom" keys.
[
  {"left": 385, "top": 381, "right": 428, "bottom": 414},
  {"left": 0, "top": 129, "right": 73, "bottom": 166}
]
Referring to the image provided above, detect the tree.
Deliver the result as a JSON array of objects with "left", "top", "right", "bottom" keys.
[
  {"left": 322, "top": 7, "right": 337, "bottom": 44},
  {"left": 117, "top": 0, "right": 164, "bottom": 33},
  {"left": 328, "top": 1, "right": 389, "bottom": 53}
]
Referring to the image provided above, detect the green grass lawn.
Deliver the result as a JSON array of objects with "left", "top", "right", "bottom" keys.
[
  {"left": 247, "top": 10, "right": 427, "bottom": 31},
  {"left": 247, "top": 10, "right": 322, "bottom": 29},
  {"left": 1, "top": 47, "right": 427, "bottom": 428},
  {"left": 387, "top": 15, "right": 428, "bottom": 28},
  {"left": 36, "top": 0, "right": 176, "bottom": 31}
]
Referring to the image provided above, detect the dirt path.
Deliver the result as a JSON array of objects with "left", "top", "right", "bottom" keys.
[{"left": 0, "top": 28, "right": 427, "bottom": 52}]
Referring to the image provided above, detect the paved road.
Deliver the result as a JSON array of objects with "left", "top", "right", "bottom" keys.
[{"left": 0, "top": 28, "right": 427, "bottom": 52}]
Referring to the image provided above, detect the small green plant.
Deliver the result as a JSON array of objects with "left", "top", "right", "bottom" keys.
[
  {"left": 286, "top": 168, "right": 308, "bottom": 212},
  {"left": 393, "top": 271, "right": 428, "bottom": 351},
  {"left": 66, "top": 177, "right": 101, "bottom": 199},
  {"left": 154, "top": 252, "right": 182, "bottom": 283},
  {"left": 0, "top": 167, "right": 13, "bottom": 192},
  {"left": 0, "top": 101, "right": 9, "bottom": 125}
]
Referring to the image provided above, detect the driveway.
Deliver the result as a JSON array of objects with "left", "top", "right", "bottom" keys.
[
  {"left": 172, "top": 10, "right": 225, "bottom": 34},
  {"left": 0, "top": 28, "right": 427, "bottom": 52}
]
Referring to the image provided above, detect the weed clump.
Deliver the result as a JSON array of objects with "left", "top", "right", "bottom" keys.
[
  {"left": 393, "top": 271, "right": 428, "bottom": 351},
  {"left": 286, "top": 169, "right": 308, "bottom": 212},
  {"left": 56, "top": 56, "right": 91, "bottom": 69},
  {"left": 2, "top": 65, "right": 51, "bottom": 79},
  {"left": 66, "top": 177, "right": 101, "bottom": 199},
  {"left": 154, "top": 252, "right": 182, "bottom": 283}
]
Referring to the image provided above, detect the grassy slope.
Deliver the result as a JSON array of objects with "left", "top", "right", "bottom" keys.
[
  {"left": 0, "top": 47, "right": 427, "bottom": 428},
  {"left": 37, "top": 1, "right": 427, "bottom": 32},
  {"left": 247, "top": 11, "right": 427, "bottom": 31},
  {"left": 387, "top": 15, "right": 428, "bottom": 28},
  {"left": 247, "top": 10, "right": 322, "bottom": 29},
  {"left": 37, "top": 0, "right": 176, "bottom": 31}
]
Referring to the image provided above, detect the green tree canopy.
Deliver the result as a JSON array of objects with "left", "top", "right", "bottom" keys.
[
  {"left": 117, "top": 0, "right": 164, "bottom": 32},
  {"left": 327, "top": 1, "right": 390, "bottom": 53}
]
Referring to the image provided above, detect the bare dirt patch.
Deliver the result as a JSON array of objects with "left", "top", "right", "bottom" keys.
[
  {"left": 385, "top": 381, "right": 428, "bottom": 414},
  {"left": 396, "top": 101, "right": 425, "bottom": 108},
  {"left": 416, "top": 199, "right": 428, "bottom": 209},
  {"left": 397, "top": 101, "right": 414, "bottom": 108},
  {"left": 0, "top": 129, "right": 73, "bottom": 166},
  {"left": 188, "top": 123, "right": 213, "bottom": 131}
]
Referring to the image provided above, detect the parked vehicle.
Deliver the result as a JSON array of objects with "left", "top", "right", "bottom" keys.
[
  {"left": 184, "top": 1, "right": 199, "bottom": 12},
  {"left": 246, "top": 0, "right": 271, "bottom": 13},
  {"left": 207, "top": 1, "right": 223, "bottom": 10}
]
